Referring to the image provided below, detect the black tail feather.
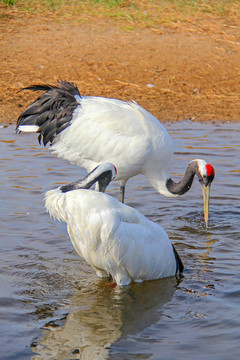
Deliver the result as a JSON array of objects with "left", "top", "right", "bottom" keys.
[
  {"left": 16, "top": 81, "right": 81, "bottom": 146},
  {"left": 172, "top": 245, "right": 184, "bottom": 275},
  {"left": 18, "top": 84, "right": 54, "bottom": 94}
]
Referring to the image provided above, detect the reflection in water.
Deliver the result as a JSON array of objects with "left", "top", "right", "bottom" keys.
[
  {"left": 199, "top": 235, "right": 218, "bottom": 264},
  {"left": 31, "top": 278, "right": 180, "bottom": 360}
]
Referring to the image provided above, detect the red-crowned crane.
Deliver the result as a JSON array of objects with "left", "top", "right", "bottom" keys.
[
  {"left": 16, "top": 81, "right": 215, "bottom": 223},
  {"left": 45, "top": 162, "right": 184, "bottom": 286}
]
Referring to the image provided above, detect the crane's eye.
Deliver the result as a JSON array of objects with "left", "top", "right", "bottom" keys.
[{"left": 199, "top": 174, "right": 207, "bottom": 185}]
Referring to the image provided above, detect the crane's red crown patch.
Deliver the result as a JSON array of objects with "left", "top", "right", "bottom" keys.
[{"left": 206, "top": 164, "right": 215, "bottom": 177}]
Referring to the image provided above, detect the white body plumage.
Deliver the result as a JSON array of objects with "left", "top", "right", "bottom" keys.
[
  {"left": 18, "top": 94, "right": 174, "bottom": 197},
  {"left": 51, "top": 97, "right": 174, "bottom": 196},
  {"left": 45, "top": 188, "right": 180, "bottom": 286},
  {"left": 17, "top": 81, "right": 215, "bottom": 222}
]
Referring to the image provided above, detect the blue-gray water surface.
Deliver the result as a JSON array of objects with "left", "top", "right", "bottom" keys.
[{"left": 0, "top": 122, "right": 240, "bottom": 360}]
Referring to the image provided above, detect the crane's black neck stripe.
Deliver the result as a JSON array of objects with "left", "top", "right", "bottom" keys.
[
  {"left": 16, "top": 81, "right": 81, "bottom": 146},
  {"left": 172, "top": 245, "right": 184, "bottom": 275},
  {"left": 166, "top": 161, "right": 198, "bottom": 196},
  {"left": 60, "top": 169, "right": 113, "bottom": 193}
]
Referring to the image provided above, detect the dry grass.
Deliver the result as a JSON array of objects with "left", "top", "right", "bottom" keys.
[
  {"left": 1, "top": 0, "right": 240, "bottom": 28},
  {"left": 1, "top": 0, "right": 240, "bottom": 123}
]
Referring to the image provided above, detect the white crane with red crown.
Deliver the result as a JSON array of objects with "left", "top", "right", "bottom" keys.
[{"left": 16, "top": 80, "right": 215, "bottom": 223}]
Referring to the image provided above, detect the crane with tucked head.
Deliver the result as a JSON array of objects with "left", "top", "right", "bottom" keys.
[
  {"left": 45, "top": 162, "right": 184, "bottom": 286},
  {"left": 16, "top": 81, "right": 215, "bottom": 223}
]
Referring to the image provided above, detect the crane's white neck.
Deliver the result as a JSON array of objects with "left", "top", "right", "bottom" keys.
[{"left": 146, "top": 172, "right": 176, "bottom": 197}]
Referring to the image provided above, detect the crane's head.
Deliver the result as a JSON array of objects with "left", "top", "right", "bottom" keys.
[
  {"left": 60, "top": 162, "right": 117, "bottom": 193},
  {"left": 195, "top": 160, "right": 215, "bottom": 224},
  {"left": 92, "top": 163, "right": 117, "bottom": 192}
]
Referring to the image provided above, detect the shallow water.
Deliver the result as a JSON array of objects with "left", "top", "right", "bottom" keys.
[{"left": 1, "top": 122, "right": 240, "bottom": 360}]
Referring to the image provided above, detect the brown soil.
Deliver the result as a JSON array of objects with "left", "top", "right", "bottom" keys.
[{"left": 0, "top": 5, "right": 240, "bottom": 125}]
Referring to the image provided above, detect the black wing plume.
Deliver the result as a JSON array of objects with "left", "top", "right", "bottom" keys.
[{"left": 16, "top": 80, "right": 81, "bottom": 146}]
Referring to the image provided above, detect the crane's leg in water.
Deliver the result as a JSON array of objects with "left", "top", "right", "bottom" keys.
[{"left": 120, "top": 184, "right": 125, "bottom": 203}]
